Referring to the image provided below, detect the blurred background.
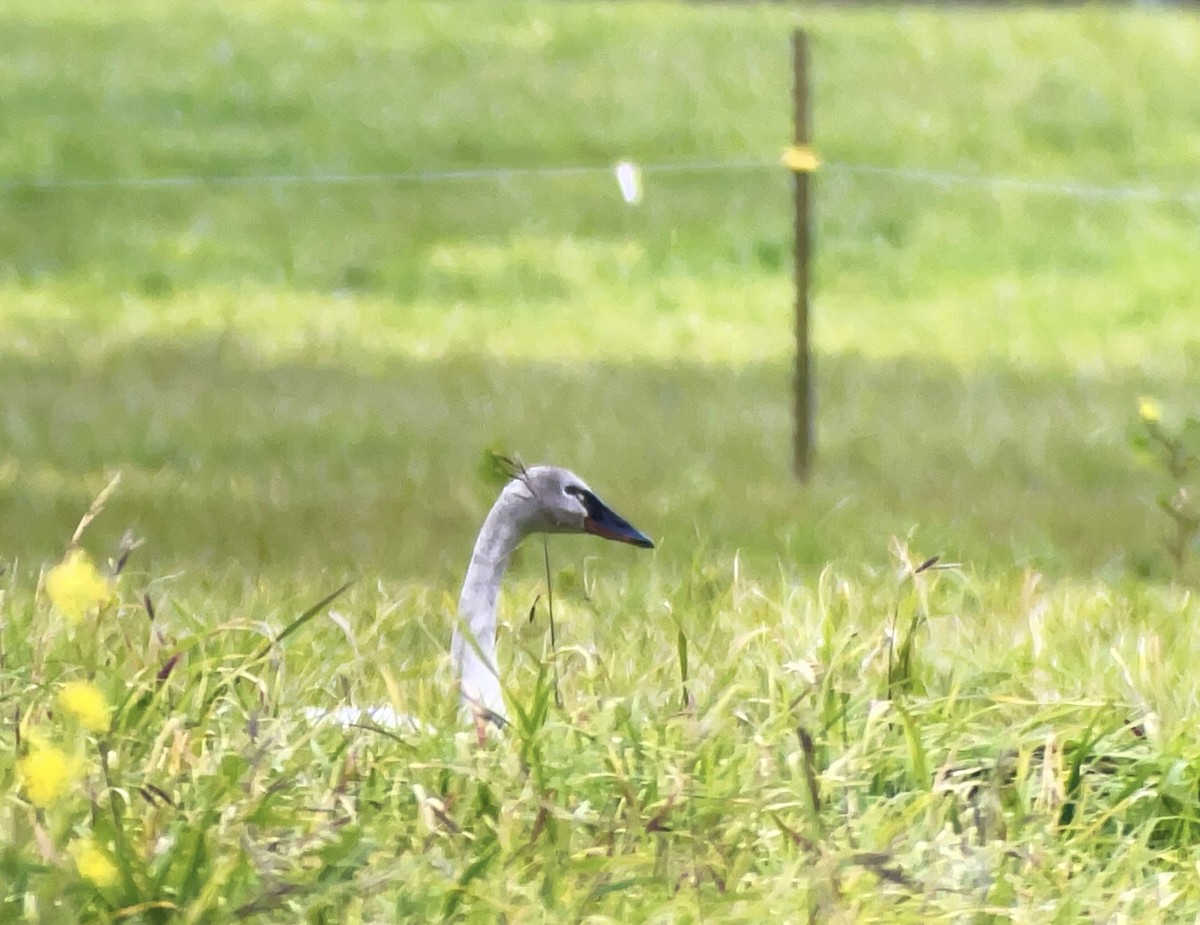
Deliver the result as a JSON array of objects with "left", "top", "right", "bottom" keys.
[{"left": 1, "top": 1, "right": 1197, "bottom": 584}]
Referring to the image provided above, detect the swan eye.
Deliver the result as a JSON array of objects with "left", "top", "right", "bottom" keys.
[{"left": 563, "top": 484, "right": 593, "bottom": 511}]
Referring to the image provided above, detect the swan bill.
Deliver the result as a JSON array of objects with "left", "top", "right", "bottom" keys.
[{"left": 581, "top": 495, "right": 654, "bottom": 548}]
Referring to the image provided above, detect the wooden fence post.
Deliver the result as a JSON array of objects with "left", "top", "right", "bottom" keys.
[{"left": 792, "top": 29, "right": 813, "bottom": 481}]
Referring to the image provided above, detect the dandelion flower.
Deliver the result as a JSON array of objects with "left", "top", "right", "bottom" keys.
[
  {"left": 17, "top": 744, "right": 74, "bottom": 807},
  {"left": 46, "top": 549, "right": 113, "bottom": 624},
  {"left": 59, "top": 680, "right": 111, "bottom": 734},
  {"left": 1139, "top": 397, "right": 1162, "bottom": 424},
  {"left": 70, "top": 839, "right": 120, "bottom": 889}
]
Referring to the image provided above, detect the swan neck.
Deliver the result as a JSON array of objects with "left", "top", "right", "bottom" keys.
[{"left": 452, "top": 489, "right": 529, "bottom": 720}]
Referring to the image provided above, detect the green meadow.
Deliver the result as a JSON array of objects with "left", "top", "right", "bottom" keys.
[{"left": 2, "top": 1, "right": 1200, "bottom": 921}]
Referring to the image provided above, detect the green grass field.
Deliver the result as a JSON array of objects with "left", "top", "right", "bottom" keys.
[{"left": 3, "top": 1, "right": 1200, "bottom": 921}]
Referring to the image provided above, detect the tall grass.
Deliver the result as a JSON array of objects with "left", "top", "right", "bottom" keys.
[{"left": 6, "top": 509, "right": 1200, "bottom": 920}]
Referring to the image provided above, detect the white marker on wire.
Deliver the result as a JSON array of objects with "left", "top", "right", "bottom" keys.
[{"left": 614, "top": 160, "right": 643, "bottom": 205}]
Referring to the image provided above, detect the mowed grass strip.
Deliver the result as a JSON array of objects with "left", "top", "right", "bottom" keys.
[{"left": 1, "top": 3, "right": 1197, "bottom": 579}]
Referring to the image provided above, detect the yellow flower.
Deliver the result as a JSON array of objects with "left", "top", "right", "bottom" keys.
[
  {"left": 17, "top": 744, "right": 75, "bottom": 807},
  {"left": 70, "top": 838, "right": 120, "bottom": 889},
  {"left": 59, "top": 681, "right": 111, "bottom": 734},
  {"left": 1139, "top": 396, "right": 1162, "bottom": 424},
  {"left": 45, "top": 549, "right": 114, "bottom": 624}
]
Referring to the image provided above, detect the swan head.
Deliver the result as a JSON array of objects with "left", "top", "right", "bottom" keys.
[{"left": 507, "top": 466, "right": 654, "bottom": 548}]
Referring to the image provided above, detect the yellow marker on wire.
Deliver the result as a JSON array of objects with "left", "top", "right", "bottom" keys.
[{"left": 781, "top": 145, "right": 820, "bottom": 173}]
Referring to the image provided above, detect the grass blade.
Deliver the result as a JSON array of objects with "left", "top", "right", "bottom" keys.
[{"left": 254, "top": 580, "right": 354, "bottom": 659}]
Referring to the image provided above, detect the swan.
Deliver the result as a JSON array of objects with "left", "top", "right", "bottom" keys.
[
  {"left": 453, "top": 464, "right": 653, "bottom": 732},
  {"left": 306, "top": 464, "right": 653, "bottom": 736}
]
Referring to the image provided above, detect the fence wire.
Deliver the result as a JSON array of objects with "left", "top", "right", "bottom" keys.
[{"left": 3, "top": 158, "right": 1199, "bottom": 206}]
